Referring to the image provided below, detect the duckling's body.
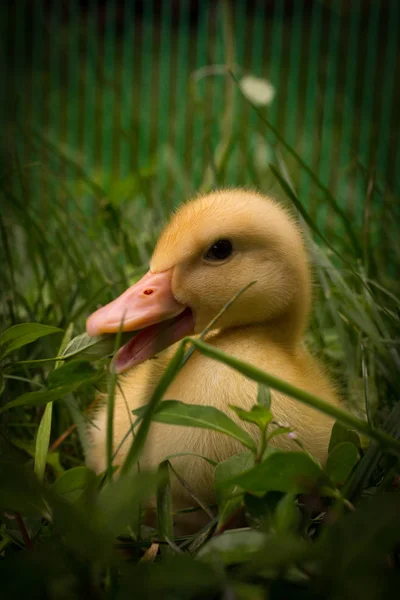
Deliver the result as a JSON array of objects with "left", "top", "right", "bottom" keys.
[
  {"left": 86, "top": 189, "right": 340, "bottom": 530},
  {"left": 88, "top": 328, "right": 337, "bottom": 500}
]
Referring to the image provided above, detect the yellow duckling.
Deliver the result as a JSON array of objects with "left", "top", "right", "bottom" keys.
[{"left": 86, "top": 189, "right": 340, "bottom": 530}]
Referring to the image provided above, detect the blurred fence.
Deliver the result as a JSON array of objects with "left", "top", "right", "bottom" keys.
[{"left": 0, "top": 0, "right": 399, "bottom": 243}]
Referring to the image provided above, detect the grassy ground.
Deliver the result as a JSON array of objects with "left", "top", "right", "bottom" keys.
[{"left": 1, "top": 108, "right": 400, "bottom": 597}]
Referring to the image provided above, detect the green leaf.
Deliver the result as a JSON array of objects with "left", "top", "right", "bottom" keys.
[
  {"left": 214, "top": 451, "right": 255, "bottom": 496},
  {"left": 133, "top": 400, "right": 256, "bottom": 452},
  {"left": 328, "top": 421, "right": 361, "bottom": 454},
  {"left": 55, "top": 322, "right": 74, "bottom": 369},
  {"left": 52, "top": 466, "right": 96, "bottom": 502},
  {"left": 226, "top": 451, "right": 331, "bottom": 494},
  {"left": 0, "top": 362, "right": 101, "bottom": 413},
  {"left": 198, "top": 529, "right": 266, "bottom": 564},
  {"left": 244, "top": 491, "right": 282, "bottom": 530},
  {"left": 44, "top": 451, "right": 64, "bottom": 478},
  {"left": 61, "top": 331, "right": 135, "bottom": 361},
  {"left": 49, "top": 492, "right": 111, "bottom": 561},
  {"left": 326, "top": 442, "right": 359, "bottom": 486},
  {"left": 0, "top": 386, "right": 73, "bottom": 413},
  {"left": 257, "top": 384, "right": 271, "bottom": 409},
  {"left": 230, "top": 404, "right": 273, "bottom": 430},
  {"left": 0, "top": 323, "right": 61, "bottom": 360},
  {"left": 34, "top": 402, "right": 53, "bottom": 482},
  {"left": 97, "top": 470, "right": 164, "bottom": 538},
  {"left": 47, "top": 359, "right": 100, "bottom": 389},
  {"left": 214, "top": 452, "right": 254, "bottom": 529},
  {"left": 273, "top": 493, "right": 300, "bottom": 533}
]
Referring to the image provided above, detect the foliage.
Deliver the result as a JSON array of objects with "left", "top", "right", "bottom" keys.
[{"left": 1, "top": 52, "right": 400, "bottom": 600}]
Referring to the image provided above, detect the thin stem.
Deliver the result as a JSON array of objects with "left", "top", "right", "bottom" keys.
[{"left": 255, "top": 426, "right": 268, "bottom": 464}]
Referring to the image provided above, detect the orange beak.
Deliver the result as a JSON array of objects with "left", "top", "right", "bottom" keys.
[{"left": 86, "top": 269, "right": 194, "bottom": 373}]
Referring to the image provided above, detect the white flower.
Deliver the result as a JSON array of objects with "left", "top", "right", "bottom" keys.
[{"left": 239, "top": 75, "right": 275, "bottom": 106}]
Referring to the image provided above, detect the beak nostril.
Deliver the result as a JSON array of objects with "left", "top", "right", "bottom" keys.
[{"left": 143, "top": 289, "right": 154, "bottom": 296}]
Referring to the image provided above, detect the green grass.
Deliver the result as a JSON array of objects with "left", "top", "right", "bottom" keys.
[{"left": 1, "top": 59, "right": 400, "bottom": 600}]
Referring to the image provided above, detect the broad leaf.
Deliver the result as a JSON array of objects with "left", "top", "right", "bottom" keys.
[
  {"left": 225, "top": 451, "right": 331, "bottom": 494},
  {"left": 0, "top": 323, "right": 61, "bottom": 360},
  {"left": 97, "top": 470, "right": 164, "bottom": 538},
  {"left": 61, "top": 331, "right": 135, "bottom": 361},
  {"left": 244, "top": 491, "right": 282, "bottom": 530},
  {"left": 230, "top": 404, "right": 273, "bottom": 430},
  {"left": 273, "top": 493, "right": 300, "bottom": 533},
  {"left": 198, "top": 529, "right": 266, "bottom": 564},
  {"left": 214, "top": 451, "right": 255, "bottom": 496},
  {"left": 133, "top": 400, "right": 257, "bottom": 452},
  {"left": 52, "top": 466, "right": 96, "bottom": 502},
  {"left": 214, "top": 451, "right": 254, "bottom": 529},
  {"left": 47, "top": 359, "right": 100, "bottom": 389},
  {"left": 1, "top": 361, "right": 101, "bottom": 413},
  {"left": 0, "top": 386, "right": 73, "bottom": 413},
  {"left": 49, "top": 493, "right": 111, "bottom": 561},
  {"left": 328, "top": 421, "right": 361, "bottom": 454},
  {"left": 326, "top": 442, "right": 359, "bottom": 485}
]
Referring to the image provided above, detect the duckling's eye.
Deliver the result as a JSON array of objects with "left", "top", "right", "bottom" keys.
[{"left": 204, "top": 239, "right": 233, "bottom": 262}]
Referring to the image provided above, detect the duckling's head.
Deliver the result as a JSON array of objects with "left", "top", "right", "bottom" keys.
[{"left": 87, "top": 189, "right": 311, "bottom": 372}]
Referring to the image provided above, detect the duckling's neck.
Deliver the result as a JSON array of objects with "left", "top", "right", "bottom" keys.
[
  {"left": 264, "top": 284, "right": 311, "bottom": 349},
  {"left": 261, "top": 315, "right": 303, "bottom": 350},
  {"left": 217, "top": 305, "right": 308, "bottom": 353}
]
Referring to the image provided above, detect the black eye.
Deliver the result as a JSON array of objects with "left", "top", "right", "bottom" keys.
[{"left": 204, "top": 239, "right": 233, "bottom": 261}]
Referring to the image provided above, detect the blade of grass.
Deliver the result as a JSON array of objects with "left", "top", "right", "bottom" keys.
[
  {"left": 156, "top": 461, "right": 175, "bottom": 555},
  {"left": 34, "top": 324, "right": 74, "bottom": 482},
  {"left": 120, "top": 340, "right": 187, "bottom": 476},
  {"left": 184, "top": 338, "right": 400, "bottom": 457},
  {"left": 106, "top": 323, "right": 124, "bottom": 482},
  {"left": 118, "top": 282, "right": 257, "bottom": 471},
  {"left": 168, "top": 460, "right": 214, "bottom": 520}
]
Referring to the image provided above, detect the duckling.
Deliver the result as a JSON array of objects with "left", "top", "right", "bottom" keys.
[{"left": 86, "top": 189, "right": 340, "bottom": 531}]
